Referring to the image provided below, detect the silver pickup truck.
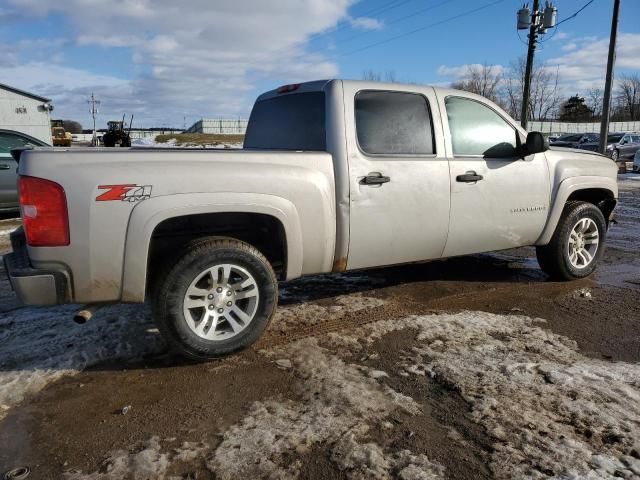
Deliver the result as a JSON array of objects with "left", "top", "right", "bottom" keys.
[{"left": 5, "top": 80, "right": 618, "bottom": 359}]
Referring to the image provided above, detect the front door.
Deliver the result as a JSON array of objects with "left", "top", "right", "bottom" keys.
[
  {"left": 343, "top": 85, "right": 451, "bottom": 270},
  {"left": 438, "top": 95, "right": 550, "bottom": 257}
]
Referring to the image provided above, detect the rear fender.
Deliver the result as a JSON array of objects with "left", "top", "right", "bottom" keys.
[{"left": 121, "top": 192, "right": 303, "bottom": 302}]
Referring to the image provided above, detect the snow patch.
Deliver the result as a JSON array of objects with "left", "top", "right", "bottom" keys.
[
  {"left": 64, "top": 437, "right": 209, "bottom": 480},
  {"left": 0, "top": 303, "right": 165, "bottom": 420},
  {"left": 209, "top": 338, "right": 428, "bottom": 479},
  {"left": 338, "top": 312, "right": 640, "bottom": 479}
]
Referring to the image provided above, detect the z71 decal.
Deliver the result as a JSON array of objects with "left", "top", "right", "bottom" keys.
[{"left": 96, "top": 184, "right": 152, "bottom": 203}]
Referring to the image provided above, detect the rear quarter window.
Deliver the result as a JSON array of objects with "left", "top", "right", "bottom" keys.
[{"left": 244, "top": 92, "right": 326, "bottom": 151}]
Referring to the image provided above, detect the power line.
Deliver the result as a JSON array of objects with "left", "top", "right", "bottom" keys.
[
  {"left": 338, "top": 0, "right": 506, "bottom": 57},
  {"left": 337, "top": 0, "right": 455, "bottom": 45},
  {"left": 555, "top": 0, "right": 595, "bottom": 26}
]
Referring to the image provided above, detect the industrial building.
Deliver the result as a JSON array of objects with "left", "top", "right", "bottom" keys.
[
  {"left": 0, "top": 83, "right": 53, "bottom": 145},
  {"left": 187, "top": 118, "right": 247, "bottom": 135}
]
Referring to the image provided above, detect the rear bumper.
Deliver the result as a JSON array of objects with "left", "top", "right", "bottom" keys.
[{"left": 3, "top": 229, "right": 68, "bottom": 305}]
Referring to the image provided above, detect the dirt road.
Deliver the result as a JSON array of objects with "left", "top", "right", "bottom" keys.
[{"left": 0, "top": 176, "right": 638, "bottom": 479}]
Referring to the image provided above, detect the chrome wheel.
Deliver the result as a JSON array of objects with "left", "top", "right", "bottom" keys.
[
  {"left": 567, "top": 218, "right": 599, "bottom": 269},
  {"left": 182, "top": 263, "right": 259, "bottom": 340}
]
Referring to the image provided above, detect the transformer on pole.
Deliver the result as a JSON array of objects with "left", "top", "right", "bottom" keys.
[{"left": 517, "top": 1, "right": 557, "bottom": 130}]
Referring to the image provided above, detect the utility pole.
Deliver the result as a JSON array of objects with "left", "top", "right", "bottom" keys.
[
  {"left": 87, "top": 93, "right": 101, "bottom": 146},
  {"left": 598, "top": 0, "right": 620, "bottom": 155},
  {"left": 517, "top": 1, "right": 557, "bottom": 130}
]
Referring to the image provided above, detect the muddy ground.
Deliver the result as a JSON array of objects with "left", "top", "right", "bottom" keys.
[{"left": 0, "top": 176, "right": 638, "bottom": 479}]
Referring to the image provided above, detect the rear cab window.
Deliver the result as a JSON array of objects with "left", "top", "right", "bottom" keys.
[
  {"left": 244, "top": 92, "right": 326, "bottom": 151},
  {"left": 354, "top": 90, "right": 435, "bottom": 156}
]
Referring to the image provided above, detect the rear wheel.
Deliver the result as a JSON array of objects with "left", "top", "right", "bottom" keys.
[
  {"left": 536, "top": 201, "right": 606, "bottom": 280},
  {"left": 153, "top": 238, "right": 278, "bottom": 360}
]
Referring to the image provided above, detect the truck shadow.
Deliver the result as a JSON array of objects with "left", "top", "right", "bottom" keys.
[
  {"left": 0, "top": 248, "right": 552, "bottom": 389},
  {"left": 279, "top": 248, "right": 545, "bottom": 306}
]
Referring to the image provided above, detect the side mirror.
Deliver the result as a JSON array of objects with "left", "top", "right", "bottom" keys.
[{"left": 524, "top": 131, "right": 548, "bottom": 156}]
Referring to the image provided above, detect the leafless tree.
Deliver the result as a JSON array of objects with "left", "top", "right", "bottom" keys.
[
  {"left": 361, "top": 69, "right": 398, "bottom": 82},
  {"left": 503, "top": 57, "right": 561, "bottom": 121},
  {"left": 587, "top": 87, "right": 603, "bottom": 118},
  {"left": 62, "top": 120, "right": 83, "bottom": 134},
  {"left": 451, "top": 63, "right": 502, "bottom": 104},
  {"left": 616, "top": 74, "right": 640, "bottom": 121}
]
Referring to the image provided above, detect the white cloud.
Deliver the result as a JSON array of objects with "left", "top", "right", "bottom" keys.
[
  {"left": 3, "top": 0, "right": 357, "bottom": 127},
  {"left": 552, "top": 31, "right": 570, "bottom": 41},
  {"left": 349, "top": 16, "right": 384, "bottom": 30},
  {"left": 547, "top": 33, "right": 640, "bottom": 91},
  {"left": 561, "top": 42, "right": 577, "bottom": 52}
]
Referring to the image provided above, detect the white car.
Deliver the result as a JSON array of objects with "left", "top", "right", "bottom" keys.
[{"left": 634, "top": 149, "right": 640, "bottom": 173}]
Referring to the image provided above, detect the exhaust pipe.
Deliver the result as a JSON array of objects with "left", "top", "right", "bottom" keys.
[{"left": 73, "top": 304, "right": 107, "bottom": 324}]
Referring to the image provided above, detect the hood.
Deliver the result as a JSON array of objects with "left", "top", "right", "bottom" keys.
[
  {"left": 547, "top": 146, "right": 608, "bottom": 157},
  {"left": 549, "top": 141, "right": 578, "bottom": 147}
]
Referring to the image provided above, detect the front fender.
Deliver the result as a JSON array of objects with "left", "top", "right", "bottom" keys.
[
  {"left": 120, "top": 192, "right": 304, "bottom": 302},
  {"left": 535, "top": 176, "right": 618, "bottom": 245}
]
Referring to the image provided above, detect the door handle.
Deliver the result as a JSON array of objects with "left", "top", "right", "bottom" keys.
[
  {"left": 0, "top": 164, "right": 11, "bottom": 170},
  {"left": 360, "top": 172, "right": 391, "bottom": 186},
  {"left": 456, "top": 171, "right": 483, "bottom": 183}
]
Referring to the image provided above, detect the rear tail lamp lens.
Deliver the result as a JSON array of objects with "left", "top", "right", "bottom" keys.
[{"left": 19, "top": 176, "right": 70, "bottom": 246}]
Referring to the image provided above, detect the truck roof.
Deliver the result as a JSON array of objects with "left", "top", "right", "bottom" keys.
[{"left": 256, "top": 79, "right": 483, "bottom": 102}]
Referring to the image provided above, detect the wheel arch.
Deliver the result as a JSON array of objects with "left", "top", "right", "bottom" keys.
[
  {"left": 120, "top": 193, "right": 303, "bottom": 302},
  {"left": 536, "top": 176, "right": 618, "bottom": 246}
]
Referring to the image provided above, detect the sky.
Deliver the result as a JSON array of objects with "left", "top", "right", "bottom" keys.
[{"left": 0, "top": 0, "right": 638, "bottom": 129}]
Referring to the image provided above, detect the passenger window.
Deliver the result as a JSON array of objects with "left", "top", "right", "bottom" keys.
[
  {"left": 445, "top": 96, "right": 517, "bottom": 157},
  {"left": 355, "top": 91, "right": 434, "bottom": 155}
]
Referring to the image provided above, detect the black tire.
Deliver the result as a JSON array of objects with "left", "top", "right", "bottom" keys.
[
  {"left": 611, "top": 149, "right": 619, "bottom": 161},
  {"left": 153, "top": 238, "right": 278, "bottom": 360},
  {"left": 536, "top": 201, "right": 607, "bottom": 280}
]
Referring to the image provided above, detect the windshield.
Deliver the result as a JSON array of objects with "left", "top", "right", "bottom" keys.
[{"left": 607, "top": 134, "right": 623, "bottom": 143}]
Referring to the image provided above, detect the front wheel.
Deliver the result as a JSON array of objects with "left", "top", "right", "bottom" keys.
[
  {"left": 153, "top": 238, "right": 278, "bottom": 360},
  {"left": 536, "top": 201, "right": 607, "bottom": 280},
  {"left": 611, "top": 149, "right": 619, "bottom": 161}
]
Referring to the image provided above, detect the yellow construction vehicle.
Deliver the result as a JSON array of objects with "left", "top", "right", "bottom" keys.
[{"left": 51, "top": 119, "right": 72, "bottom": 147}]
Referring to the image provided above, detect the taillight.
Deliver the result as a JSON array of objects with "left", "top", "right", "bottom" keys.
[{"left": 19, "top": 176, "right": 70, "bottom": 247}]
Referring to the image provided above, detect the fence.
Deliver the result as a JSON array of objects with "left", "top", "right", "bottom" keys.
[
  {"left": 528, "top": 121, "right": 640, "bottom": 134},
  {"left": 187, "top": 119, "right": 248, "bottom": 135}
]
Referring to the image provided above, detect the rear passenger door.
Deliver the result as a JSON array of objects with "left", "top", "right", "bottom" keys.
[
  {"left": 343, "top": 85, "right": 451, "bottom": 270},
  {"left": 439, "top": 95, "right": 550, "bottom": 256}
]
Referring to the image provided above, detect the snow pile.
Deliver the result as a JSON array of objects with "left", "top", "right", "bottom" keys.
[
  {"left": 0, "top": 303, "right": 165, "bottom": 420},
  {"left": 269, "top": 293, "right": 386, "bottom": 335},
  {"left": 209, "top": 338, "right": 441, "bottom": 479},
  {"left": 64, "top": 437, "right": 208, "bottom": 480},
  {"left": 332, "top": 312, "right": 640, "bottom": 479},
  {"left": 132, "top": 137, "right": 177, "bottom": 147},
  {"left": 131, "top": 137, "right": 242, "bottom": 149}
]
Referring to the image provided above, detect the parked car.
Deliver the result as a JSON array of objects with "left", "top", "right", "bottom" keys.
[
  {"left": 5, "top": 80, "right": 618, "bottom": 359},
  {"left": 549, "top": 133, "right": 598, "bottom": 148},
  {"left": 633, "top": 149, "right": 640, "bottom": 173},
  {"left": 578, "top": 133, "right": 640, "bottom": 159},
  {"left": 0, "top": 129, "right": 49, "bottom": 211}
]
